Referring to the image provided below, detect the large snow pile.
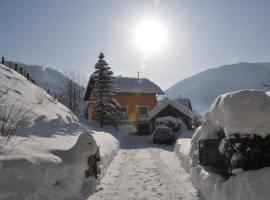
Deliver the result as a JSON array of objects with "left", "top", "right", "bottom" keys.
[
  {"left": 174, "top": 130, "right": 193, "bottom": 172},
  {"left": 0, "top": 64, "right": 100, "bottom": 200},
  {"left": 188, "top": 90, "right": 270, "bottom": 200}
]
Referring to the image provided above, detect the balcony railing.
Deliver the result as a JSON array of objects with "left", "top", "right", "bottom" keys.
[
  {"left": 119, "top": 115, "right": 128, "bottom": 121},
  {"left": 136, "top": 114, "right": 149, "bottom": 121}
]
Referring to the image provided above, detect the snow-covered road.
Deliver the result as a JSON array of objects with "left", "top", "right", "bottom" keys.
[{"left": 88, "top": 136, "right": 199, "bottom": 200}]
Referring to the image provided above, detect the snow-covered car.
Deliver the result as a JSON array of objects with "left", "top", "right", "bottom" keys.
[
  {"left": 156, "top": 116, "right": 184, "bottom": 132},
  {"left": 152, "top": 126, "right": 175, "bottom": 144}
]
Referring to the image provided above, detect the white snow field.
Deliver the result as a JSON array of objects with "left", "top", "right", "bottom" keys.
[
  {"left": 88, "top": 135, "right": 199, "bottom": 200},
  {"left": 176, "top": 90, "right": 270, "bottom": 200},
  {"left": 0, "top": 63, "right": 131, "bottom": 200}
]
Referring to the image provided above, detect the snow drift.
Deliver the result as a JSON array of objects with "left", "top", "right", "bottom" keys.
[{"left": 188, "top": 90, "right": 270, "bottom": 200}]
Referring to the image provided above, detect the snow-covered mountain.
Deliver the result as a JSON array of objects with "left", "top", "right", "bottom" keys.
[
  {"left": 165, "top": 62, "right": 270, "bottom": 113},
  {"left": 4, "top": 61, "right": 68, "bottom": 95}
]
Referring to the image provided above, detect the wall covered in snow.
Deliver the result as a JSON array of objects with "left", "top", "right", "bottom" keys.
[{"left": 187, "top": 90, "right": 270, "bottom": 200}]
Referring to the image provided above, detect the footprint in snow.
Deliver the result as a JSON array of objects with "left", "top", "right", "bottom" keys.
[{"left": 156, "top": 192, "right": 163, "bottom": 196}]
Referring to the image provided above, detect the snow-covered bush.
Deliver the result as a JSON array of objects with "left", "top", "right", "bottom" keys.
[
  {"left": 0, "top": 102, "right": 28, "bottom": 143},
  {"left": 219, "top": 134, "right": 270, "bottom": 175},
  {"left": 0, "top": 82, "right": 29, "bottom": 143}
]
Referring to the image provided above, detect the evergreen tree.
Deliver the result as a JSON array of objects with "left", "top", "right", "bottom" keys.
[{"left": 90, "top": 53, "right": 121, "bottom": 128}]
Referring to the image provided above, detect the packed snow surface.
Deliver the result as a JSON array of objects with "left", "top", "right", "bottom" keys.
[
  {"left": 88, "top": 135, "right": 199, "bottom": 200},
  {"left": 184, "top": 90, "right": 270, "bottom": 200}
]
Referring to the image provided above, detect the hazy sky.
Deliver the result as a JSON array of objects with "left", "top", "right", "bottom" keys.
[{"left": 1, "top": 0, "right": 270, "bottom": 90}]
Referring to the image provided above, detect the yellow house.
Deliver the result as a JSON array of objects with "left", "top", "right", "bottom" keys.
[{"left": 84, "top": 76, "right": 164, "bottom": 134}]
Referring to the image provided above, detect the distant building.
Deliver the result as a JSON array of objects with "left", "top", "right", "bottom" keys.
[
  {"left": 84, "top": 76, "right": 164, "bottom": 134},
  {"left": 175, "top": 98, "right": 192, "bottom": 111}
]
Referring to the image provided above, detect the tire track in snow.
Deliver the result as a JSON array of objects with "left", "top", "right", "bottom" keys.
[
  {"left": 150, "top": 148, "right": 200, "bottom": 200},
  {"left": 91, "top": 149, "right": 137, "bottom": 200},
  {"left": 88, "top": 136, "right": 199, "bottom": 200}
]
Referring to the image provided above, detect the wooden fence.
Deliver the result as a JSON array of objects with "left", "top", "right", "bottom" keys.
[{"left": 1, "top": 56, "right": 36, "bottom": 84}]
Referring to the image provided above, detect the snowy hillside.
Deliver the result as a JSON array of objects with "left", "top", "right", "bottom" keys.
[
  {"left": 0, "top": 63, "right": 99, "bottom": 199},
  {"left": 4, "top": 61, "right": 71, "bottom": 95},
  {"left": 165, "top": 62, "right": 270, "bottom": 113}
]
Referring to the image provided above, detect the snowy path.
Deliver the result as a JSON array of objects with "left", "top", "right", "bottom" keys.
[{"left": 87, "top": 136, "right": 199, "bottom": 200}]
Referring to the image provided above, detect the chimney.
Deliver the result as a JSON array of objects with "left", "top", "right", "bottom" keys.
[
  {"left": 1, "top": 57, "right": 4, "bottom": 64},
  {"left": 15, "top": 64, "right": 18, "bottom": 71}
]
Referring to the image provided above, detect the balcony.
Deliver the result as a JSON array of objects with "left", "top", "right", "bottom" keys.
[{"left": 119, "top": 115, "right": 128, "bottom": 121}]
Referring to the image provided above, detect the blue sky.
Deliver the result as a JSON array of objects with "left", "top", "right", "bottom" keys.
[{"left": 0, "top": 0, "right": 270, "bottom": 89}]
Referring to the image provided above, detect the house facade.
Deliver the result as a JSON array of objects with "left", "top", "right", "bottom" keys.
[{"left": 84, "top": 76, "right": 164, "bottom": 134}]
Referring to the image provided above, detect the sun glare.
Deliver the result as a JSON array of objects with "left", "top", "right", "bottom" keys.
[{"left": 135, "top": 19, "right": 166, "bottom": 53}]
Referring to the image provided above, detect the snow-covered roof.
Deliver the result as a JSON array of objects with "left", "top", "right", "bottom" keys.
[
  {"left": 149, "top": 99, "right": 193, "bottom": 120},
  {"left": 84, "top": 76, "right": 164, "bottom": 100},
  {"left": 175, "top": 98, "right": 192, "bottom": 110},
  {"left": 113, "top": 76, "right": 164, "bottom": 94}
]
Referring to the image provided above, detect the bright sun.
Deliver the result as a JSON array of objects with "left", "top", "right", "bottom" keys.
[{"left": 135, "top": 19, "right": 166, "bottom": 53}]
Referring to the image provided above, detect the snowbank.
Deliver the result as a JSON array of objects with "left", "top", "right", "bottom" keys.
[
  {"left": 187, "top": 90, "right": 270, "bottom": 200},
  {"left": 174, "top": 138, "right": 192, "bottom": 172},
  {"left": 0, "top": 132, "right": 99, "bottom": 200},
  {"left": 0, "top": 64, "right": 105, "bottom": 199},
  {"left": 86, "top": 124, "right": 137, "bottom": 179}
]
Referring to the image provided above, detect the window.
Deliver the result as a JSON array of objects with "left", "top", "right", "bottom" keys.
[
  {"left": 138, "top": 106, "right": 148, "bottom": 116},
  {"left": 120, "top": 106, "right": 128, "bottom": 116}
]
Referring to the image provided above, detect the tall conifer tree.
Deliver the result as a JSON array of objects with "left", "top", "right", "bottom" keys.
[{"left": 90, "top": 53, "right": 120, "bottom": 128}]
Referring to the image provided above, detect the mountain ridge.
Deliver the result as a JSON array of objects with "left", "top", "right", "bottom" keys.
[{"left": 165, "top": 62, "right": 270, "bottom": 113}]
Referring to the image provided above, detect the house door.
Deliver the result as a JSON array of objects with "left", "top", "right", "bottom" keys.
[{"left": 137, "top": 123, "right": 151, "bottom": 135}]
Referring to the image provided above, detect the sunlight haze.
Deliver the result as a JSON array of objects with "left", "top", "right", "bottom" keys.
[{"left": 0, "top": 0, "right": 270, "bottom": 89}]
